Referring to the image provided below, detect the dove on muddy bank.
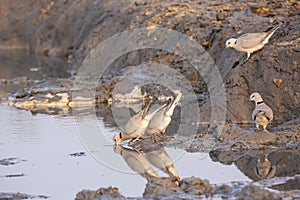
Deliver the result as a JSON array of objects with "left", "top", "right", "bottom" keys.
[
  {"left": 145, "top": 92, "right": 182, "bottom": 135},
  {"left": 250, "top": 92, "right": 273, "bottom": 132},
  {"left": 226, "top": 22, "right": 283, "bottom": 60},
  {"left": 113, "top": 101, "right": 170, "bottom": 144}
]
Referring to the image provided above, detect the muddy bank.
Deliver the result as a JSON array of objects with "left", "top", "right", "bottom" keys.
[
  {"left": 2, "top": 0, "right": 299, "bottom": 123},
  {"left": 0, "top": 192, "right": 48, "bottom": 199},
  {"left": 75, "top": 176, "right": 300, "bottom": 200},
  {"left": 1, "top": 0, "right": 299, "bottom": 199}
]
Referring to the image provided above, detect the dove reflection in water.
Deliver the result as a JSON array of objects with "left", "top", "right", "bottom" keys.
[
  {"left": 113, "top": 144, "right": 158, "bottom": 181},
  {"left": 113, "top": 145, "right": 180, "bottom": 182},
  {"left": 254, "top": 154, "right": 276, "bottom": 180},
  {"left": 145, "top": 148, "right": 180, "bottom": 181}
]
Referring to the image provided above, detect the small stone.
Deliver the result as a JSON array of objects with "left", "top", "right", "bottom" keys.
[{"left": 273, "top": 79, "right": 283, "bottom": 87}]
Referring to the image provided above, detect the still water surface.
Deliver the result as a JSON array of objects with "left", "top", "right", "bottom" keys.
[{"left": 0, "top": 104, "right": 250, "bottom": 199}]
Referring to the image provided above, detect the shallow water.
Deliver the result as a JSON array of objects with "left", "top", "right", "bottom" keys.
[
  {"left": 0, "top": 104, "right": 253, "bottom": 199},
  {"left": 0, "top": 50, "right": 72, "bottom": 79}
]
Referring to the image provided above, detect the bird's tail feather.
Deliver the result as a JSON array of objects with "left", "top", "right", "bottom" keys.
[
  {"left": 264, "top": 21, "right": 283, "bottom": 39},
  {"left": 141, "top": 101, "right": 152, "bottom": 119},
  {"left": 165, "top": 92, "right": 182, "bottom": 115}
]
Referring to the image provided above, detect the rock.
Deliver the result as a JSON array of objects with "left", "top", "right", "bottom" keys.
[
  {"left": 179, "top": 177, "right": 214, "bottom": 196},
  {"left": 143, "top": 177, "right": 183, "bottom": 198},
  {"left": 238, "top": 185, "right": 281, "bottom": 200},
  {"left": 0, "top": 192, "right": 48, "bottom": 199},
  {"left": 76, "top": 187, "right": 125, "bottom": 200},
  {"left": 0, "top": 157, "right": 27, "bottom": 166}
]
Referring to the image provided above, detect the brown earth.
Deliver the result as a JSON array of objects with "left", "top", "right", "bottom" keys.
[
  {"left": 1, "top": 0, "right": 299, "bottom": 123},
  {"left": 0, "top": 0, "right": 299, "bottom": 199}
]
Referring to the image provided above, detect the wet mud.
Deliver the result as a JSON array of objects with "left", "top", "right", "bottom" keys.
[{"left": 0, "top": 0, "right": 299, "bottom": 199}]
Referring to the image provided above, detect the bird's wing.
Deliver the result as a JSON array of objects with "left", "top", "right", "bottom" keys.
[
  {"left": 124, "top": 114, "right": 143, "bottom": 135},
  {"left": 124, "top": 103, "right": 151, "bottom": 134},
  {"left": 264, "top": 106, "right": 273, "bottom": 122},
  {"left": 252, "top": 107, "right": 260, "bottom": 120},
  {"left": 257, "top": 104, "right": 273, "bottom": 121},
  {"left": 145, "top": 102, "right": 167, "bottom": 120},
  {"left": 165, "top": 93, "right": 182, "bottom": 116},
  {"left": 146, "top": 109, "right": 166, "bottom": 132},
  {"left": 237, "top": 32, "right": 268, "bottom": 49}
]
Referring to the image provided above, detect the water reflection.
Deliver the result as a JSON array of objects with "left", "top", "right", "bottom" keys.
[
  {"left": 254, "top": 153, "right": 276, "bottom": 180},
  {"left": 113, "top": 145, "right": 159, "bottom": 181},
  {"left": 209, "top": 148, "right": 300, "bottom": 186},
  {"left": 0, "top": 50, "right": 72, "bottom": 79},
  {"left": 113, "top": 144, "right": 180, "bottom": 182},
  {"left": 145, "top": 147, "right": 180, "bottom": 181}
]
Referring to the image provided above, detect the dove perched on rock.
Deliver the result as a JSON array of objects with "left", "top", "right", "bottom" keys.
[
  {"left": 226, "top": 22, "right": 282, "bottom": 60},
  {"left": 250, "top": 92, "right": 273, "bottom": 132},
  {"left": 113, "top": 101, "right": 167, "bottom": 144},
  {"left": 145, "top": 92, "right": 182, "bottom": 135},
  {"left": 113, "top": 145, "right": 158, "bottom": 181}
]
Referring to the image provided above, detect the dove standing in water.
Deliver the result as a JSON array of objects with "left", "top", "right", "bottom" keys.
[
  {"left": 250, "top": 92, "right": 273, "bottom": 132},
  {"left": 146, "top": 92, "right": 182, "bottom": 135},
  {"left": 113, "top": 145, "right": 158, "bottom": 181},
  {"left": 113, "top": 101, "right": 167, "bottom": 144},
  {"left": 226, "top": 22, "right": 282, "bottom": 60}
]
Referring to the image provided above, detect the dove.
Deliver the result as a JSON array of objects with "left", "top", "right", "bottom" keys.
[
  {"left": 145, "top": 148, "right": 180, "bottom": 181},
  {"left": 145, "top": 92, "right": 182, "bottom": 135},
  {"left": 254, "top": 154, "right": 276, "bottom": 180},
  {"left": 226, "top": 22, "right": 282, "bottom": 60},
  {"left": 113, "top": 145, "right": 158, "bottom": 181},
  {"left": 113, "top": 101, "right": 167, "bottom": 144},
  {"left": 250, "top": 92, "right": 273, "bottom": 132}
]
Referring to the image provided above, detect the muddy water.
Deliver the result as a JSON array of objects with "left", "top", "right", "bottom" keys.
[{"left": 0, "top": 104, "right": 252, "bottom": 199}]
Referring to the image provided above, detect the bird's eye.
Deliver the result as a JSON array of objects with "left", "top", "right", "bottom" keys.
[{"left": 228, "top": 42, "right": 230, "bottom": 44}]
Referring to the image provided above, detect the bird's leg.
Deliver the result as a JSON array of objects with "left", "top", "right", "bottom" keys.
[
  {"left": 255, "top": 124, "right": 260, "bottom": 132},
  {"left": 246, "top": 52, "right": 251, "bottom": 60},
  {"left": 263, "top": 126, "right": 269, "bottom": 132},
  {"left": 242, "top": 52, "right": 251, "bottom": 65}
]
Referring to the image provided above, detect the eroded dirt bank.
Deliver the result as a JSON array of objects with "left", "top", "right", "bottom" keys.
[
  {"left": 0, "top": 0, "right": 299, "bottom": 199},
  {"left": 2, "top": 0, "right": 299, "bottom": 123}
]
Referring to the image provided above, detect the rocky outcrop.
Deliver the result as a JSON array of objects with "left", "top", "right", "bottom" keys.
[{"left": 2, "top": 0, "right": 299, "bottom": 124}]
